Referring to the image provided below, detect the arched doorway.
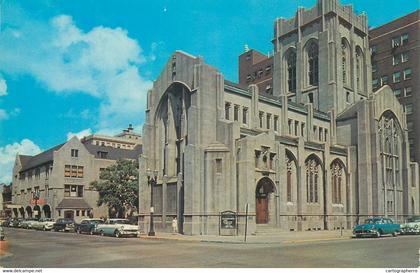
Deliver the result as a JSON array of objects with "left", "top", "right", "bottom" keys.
[
  {"left": 19, "top": 207, "right": 25, "bottom": 218},
  {"left": 26, "top": 206, "right": 33, "bottom": 218},
  {"left": 33, "top": 205, "right": 41, "bottom": 219},
  {"left": 255, "top": 177, "right": 276, "bottom": 224},
  {"left": 43, "top": 205, "right": 52, "bottom": 218},
  {"left": 64, "top": 210, "right": 74, "bottom": 219}
]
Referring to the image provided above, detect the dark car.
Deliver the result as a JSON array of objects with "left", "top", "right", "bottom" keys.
[
  {"left": 1, "top": 218, "right": 12, "bottom": 227},
  {"left": 75, "top": 219, "right": 104, "bottom": 235},
  {"left": 53, "top": 218, "right": 75, "bottom": 232},
  {"left": 11, "top": 218, "right": 24, "bottom": 228}
]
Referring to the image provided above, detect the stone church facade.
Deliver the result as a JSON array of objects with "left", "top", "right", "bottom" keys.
[{"left": 138, "top": 0, "right": 420, "bottom": 235}]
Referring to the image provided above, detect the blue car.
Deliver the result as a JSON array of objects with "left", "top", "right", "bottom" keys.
[{"left": 353, "top": 217, "right": 400, "bottom": 238}]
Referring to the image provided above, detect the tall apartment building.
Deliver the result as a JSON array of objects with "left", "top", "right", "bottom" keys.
[
  {"left": 239, "top": 49, "right": 274, "bottom": 95},
  {"left": 11, "top": 126, "right": 142, "bottom": 222},
  {"left": 369, "top": 10, "right": 420, "bottom": 163}
]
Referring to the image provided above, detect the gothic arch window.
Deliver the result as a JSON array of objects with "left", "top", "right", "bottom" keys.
[
  {"left": 378, "top": 111, "right": 403, "bottom": 215},
  {"left": 331, "top": 160, "right": 345, "bottom": 204},
  {"left": 306, "top": 156, "right": 321, "bottom": 203},
  {"left": 286, "top": 151, "right": 296, "bottom": 202},
  {"left": 307, "top": 42, "right": 319, "bottom": 86},
  {"left": 341, "top": 38, "right": 350, "bottom": 86},
  {"left": 355, "top": 47, "right": 364, "bottom": 93},
  {"left": 286, "top": 50, "right": 297, "bottom": 92}
]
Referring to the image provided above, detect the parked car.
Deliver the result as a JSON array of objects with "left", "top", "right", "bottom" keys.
[
  {"left": 0, "top": 226, "right": 4, "bottom": 240},
  {"left": 96, "top": 218, "right": 139, "bottom": 238},
  {"left": 32, "top": 218, "right": 56, "bottom": 231},
  {"left": 353, "top": 217, "right": 400, "bottom": 238},
  {"left": 2, "top": 218, "right": 12, "bottom": 227},
  {"left": 53, "top": 218, "right": 75, "bottom": 232},
  {"left": 11, "top": 218, "right": 24, "bottom": 228},
  {"left": 400, "top": 216, "right": 420, "bottom": 235},
  {"left": 75, "top": 219, "right": 104, "bottom": 235},
  {"left": 21, "top": 218, "right": 39, "bottom": 229}
]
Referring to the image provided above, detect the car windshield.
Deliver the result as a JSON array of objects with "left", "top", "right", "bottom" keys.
[
  {"left": 407, "top": 217, "right": 420, "bottom": 223},
  {"left": 364, "top": 219, "right": 381, "bottom": 224},
  {"left": 90, "top": 220, "right": 104, "bottom": 224},
  {"left": 112, "top": 220, "right": 130, "bottom": 225}
]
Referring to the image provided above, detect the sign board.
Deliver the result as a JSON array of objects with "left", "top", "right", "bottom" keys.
[
  {"left": 220, "top": 211, "right": 237, "bottom": 229},
  {"left": 30, "top": 198, "right": 46, "bottom": 206}
]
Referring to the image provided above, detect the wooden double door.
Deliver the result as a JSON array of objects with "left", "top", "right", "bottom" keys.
[{"left": 255, "top": 178, "right": 275, "bottom": 224}]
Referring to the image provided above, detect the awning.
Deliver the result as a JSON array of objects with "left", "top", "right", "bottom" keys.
[
  {"left": 56, "top": 198, "right": 92, "bottom": 209},
  {"left": 6, "top": 204, "right": 24, "bottom": 209}
]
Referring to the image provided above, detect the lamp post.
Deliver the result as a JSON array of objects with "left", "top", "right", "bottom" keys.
[{"left": 146, "top": 169, "right": 158, "bottom": 236}]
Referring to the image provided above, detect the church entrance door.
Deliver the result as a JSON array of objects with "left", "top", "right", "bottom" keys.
[{"left": 255, "top": 177, "right": 275, "bottom": 224}]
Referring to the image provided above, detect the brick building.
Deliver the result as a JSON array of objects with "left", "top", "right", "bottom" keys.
[{"left": 369, "top": 10, "right": 420, "bottom": 163}]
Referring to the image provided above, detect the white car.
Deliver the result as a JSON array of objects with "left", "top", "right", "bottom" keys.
[
  {"left": 96, "top": 218, "right": 139, "bottom": 238},
  {"left": 21, "top": 219, "right": 39, "bottom": 229},
  {"left": 32, "top": 218, "right": 56, "bottom": 231},
  {"left": 400, "top": 216, "right": 420, "bottom": 235}
]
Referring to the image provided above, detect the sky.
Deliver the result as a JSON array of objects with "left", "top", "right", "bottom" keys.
[{"left": 0, "top": 0, "right": 418, "bottom": 184}]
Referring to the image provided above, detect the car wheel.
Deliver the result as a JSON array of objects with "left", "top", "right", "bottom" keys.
[
  {"left": 392, "top": 231, "right": 398, "bottom": 237},
  {"left": 375, "top": 230, "right": 381, "bottom": 238},
  {"left": 76, "top": 229, "right": 81, "bottom": 234},
  {"left": 100, "top": 230, "right": 105, "bottom": 236},
  {"left": 89, "top": 229, "right": 94, "bottom": 235},
  {"left": 115, "top": 230, "right": 121, "bottom": 238}
]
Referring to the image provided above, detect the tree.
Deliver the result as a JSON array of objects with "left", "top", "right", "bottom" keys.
[{"left": 91, "top": 159, "right": 139, "bottom": 218}]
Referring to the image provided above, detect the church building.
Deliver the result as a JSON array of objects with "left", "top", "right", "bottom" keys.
[{"left": 138, "top": 0, "right": 420, "bottom": 235}]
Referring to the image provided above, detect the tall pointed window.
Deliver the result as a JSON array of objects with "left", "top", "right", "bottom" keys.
[
  {"left": 308, "top": 43, "right": 319, "bottom": 86},
  {"left": 355, "top": 47, "right": 364, "bottom": 93},
  {"left": 306, "top": 157, "right": 320, "bottom": 203},
  {"left": 331, "top": 161, "right": 344, "bottom": 204},
  {"left": 286, "top": 156, "right": 293, "bottom": 202},
  {"left": 341, "top": 39, "right": 350, "bottom": 85},
  {"left": 287, "top": 51, "right": 297, "bottom": 92}
]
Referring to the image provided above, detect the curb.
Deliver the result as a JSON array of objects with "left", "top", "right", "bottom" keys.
[{"left": 282, "top": 237, "right": 352, "bottom": 244}]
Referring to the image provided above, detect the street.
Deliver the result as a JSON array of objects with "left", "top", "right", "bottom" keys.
[{"left": 0, "top": 227, "right": 419, "bottom": 268}]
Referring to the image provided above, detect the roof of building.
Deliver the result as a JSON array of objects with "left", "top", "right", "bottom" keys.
[
  {"left": 20, "top": 143, "right": 65, "bottom": 172},
  {"left": 83, "top": 143, "right": 142, "bottom": 160},
  {"left": 18, "top": 141, "right": 142, "bottom": 173},
  {"left": 56, "top": 198, "right": 92, "bottom": 209}
]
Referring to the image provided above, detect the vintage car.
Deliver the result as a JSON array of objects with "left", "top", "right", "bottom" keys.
[
  {"left": 0, "top": 226, "right": 4, "bottom": 240},
  {"left": 353, "top": 217, "right": 400, "bottom": 238},
  {"left": 53, "top": 218, "right": 75, "bottom": 232},
  {"left": 400, "top": 216, "right": 420, "bottom": 235},
  {"left": 75, "top": 219, "right": 104, "bottom": 235},
  {"left": 32, "top": 218, "right": 56, "bottom": 231},
  {"left": 21, "top": 218, "right": 39, "bottom": 229},
  {"left": 10, "top": 218, "right": 23, "bottom": 228},
  {"left": 96, "top": 218, "right": 139, "bottom": 238}
]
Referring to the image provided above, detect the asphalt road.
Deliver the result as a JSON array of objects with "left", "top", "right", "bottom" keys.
[{"left": 1, "top": 227, "right": 419, "bottom": 268}]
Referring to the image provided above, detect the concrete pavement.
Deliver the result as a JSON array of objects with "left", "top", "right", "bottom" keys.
[{"left": 1, "top": 227, "right": 419, "bottom": 267}]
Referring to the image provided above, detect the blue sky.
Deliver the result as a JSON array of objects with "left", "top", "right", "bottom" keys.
[{"left": 0, "top": 0, "right": 418, "bottom": 183}]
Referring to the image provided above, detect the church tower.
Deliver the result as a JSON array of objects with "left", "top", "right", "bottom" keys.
[{"left": 272, "top": 0, "right": 372, "bottom": 114}]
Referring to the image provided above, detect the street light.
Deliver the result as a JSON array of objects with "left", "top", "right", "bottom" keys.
[{"left": 146, "top": 168, "right": 158, "bottom": 236}]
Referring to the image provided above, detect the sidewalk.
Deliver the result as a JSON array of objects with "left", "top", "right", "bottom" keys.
[{"left": 139, "top": 229, "right": 354, "bottom": 244}]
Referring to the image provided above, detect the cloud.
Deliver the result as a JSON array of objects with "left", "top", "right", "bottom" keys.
[
  {"left": 0, "top": 77, "right": 7, "bottom": 96},
  {"left": 0, "top": 139, "right": 42, "bottom": 184},
  {"left": 0, "top": 109, "right": 8, "bottom": 121},
  {"left": 0, "top": 5, "right": 152, "bottom": 133},
  {"left": 67, "top": 128, "right": 92, "bottom": 140},
  {"left": 0, "top": 108, "right": 21, "bottom": 121}
]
